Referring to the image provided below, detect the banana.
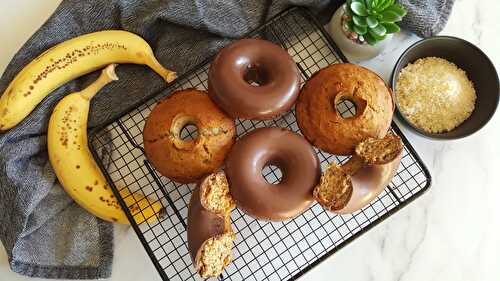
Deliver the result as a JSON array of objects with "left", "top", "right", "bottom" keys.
[
  {"left": 0, "top": 30, "right": 176, "bottom": 132},
  {"left": 48, "top": 64, "right": 164, "bottom": 224}
]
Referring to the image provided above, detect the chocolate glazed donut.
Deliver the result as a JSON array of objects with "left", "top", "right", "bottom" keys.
[
  {"left": 208, "top": 38, "right": 301, "bottom": 120},
  {"left": 225, "top": 127, "right": 321, "bottom": 221}
]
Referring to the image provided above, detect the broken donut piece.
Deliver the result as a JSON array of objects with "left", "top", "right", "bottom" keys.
[
  {"left": 314, "top": 134, "right": 403, "bottom": 213},
  {"left": 187, "top": 172, "right": 235, "bottom": 278}
]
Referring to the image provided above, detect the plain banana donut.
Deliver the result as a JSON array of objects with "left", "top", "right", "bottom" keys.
[{"left": 143, "top": 89, "right": 236, "bottom": 183}]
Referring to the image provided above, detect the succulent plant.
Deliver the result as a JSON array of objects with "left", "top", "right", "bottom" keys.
[{"left": 345, "top": 0, "right": 407, "bottom": 45}]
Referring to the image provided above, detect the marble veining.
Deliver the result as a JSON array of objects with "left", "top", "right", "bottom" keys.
[{"left": 0, "top": 0, "right": 499, "bottom": 280}]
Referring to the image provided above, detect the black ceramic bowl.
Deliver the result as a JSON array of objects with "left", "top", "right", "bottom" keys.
[{"left": 390, "top": 36, "right": 499, "bottom": 139}]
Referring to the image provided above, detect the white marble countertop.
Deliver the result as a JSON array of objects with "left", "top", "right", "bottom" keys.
[{"left": 1, "top": 0, "right": 499, "bottom": 280}]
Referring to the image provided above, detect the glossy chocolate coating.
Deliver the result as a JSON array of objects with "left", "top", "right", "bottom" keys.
[
  {"left": 336, "top": 152, "right": 402, "bottom": 214},
  {"left": 187, "top": 184, "right": 227, "bottom": 266},
  {"left": 225, "top": 127, "right": 321, "bottom": 221},
  {"left": 208, "top": 38, "right": 301, "bottom": 120}
]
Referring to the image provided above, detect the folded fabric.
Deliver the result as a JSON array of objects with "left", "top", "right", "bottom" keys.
[{"left": 0, "top": 0, "right": 453, "bottom": 279}]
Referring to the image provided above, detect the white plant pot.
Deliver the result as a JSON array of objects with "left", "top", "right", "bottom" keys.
[{"left": 328, "top": 5, "right": 392, "bottom": 61}]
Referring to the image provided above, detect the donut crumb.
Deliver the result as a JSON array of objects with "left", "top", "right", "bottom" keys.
[
  {"left": 198, "top": 232, "right": 235, "bottom": 278},
  {"left": 355, "top": 134, "right": 403, "bottom": 165},
  {"left": 313, "top": 164, "right": 353, "bottom": 211},
  {"left": 201, "top": 172, "right": 235, "bottom": 214}
]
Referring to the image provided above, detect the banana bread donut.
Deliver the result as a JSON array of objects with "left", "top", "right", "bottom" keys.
[
  {"left": 314, "top": 134, "right": 403, "bottom": 213},
  {"left": 143, "top": 89, "right": 236, "bottom": 183},
  {"left": 296, "top": 63, "right": 394, "bottom": 155},
  {"left": 225, "top": 127, "right": 321, "bottom": 221},
  {"left": 208, "top": 38, "right": 301, "bottom": 120},
  {"left": 187, "top": 172, "right": 235, "bottom": 278}
]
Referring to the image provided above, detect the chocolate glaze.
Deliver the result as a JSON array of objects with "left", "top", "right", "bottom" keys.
[
  {"left": 225, "top": 127, "right": 321, "bottom": 221},
  {"left": 336, "top": 152, "right": 402, "bottom": 214},
  {"left": 187, "top": 182, "right": 229, "bottom": 268},
  {"left": 208, "top": 38, "right": 301, "bottom": 120}
]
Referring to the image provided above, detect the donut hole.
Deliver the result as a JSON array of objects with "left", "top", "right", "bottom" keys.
[
  {"left": 334, "top": 94, "right": 368, "bottom": 119},
  {"left": 335, "top": 98, "right": 357, "bottom": 118},
  {"left": 180, "top": 124, "right": 199, "bottom": 141},
  {"left": 261, "top": 164, "right": 283, "bottom": 185},
  {"left": 243, "top": 65, "right": 269, "bottom": 87}
]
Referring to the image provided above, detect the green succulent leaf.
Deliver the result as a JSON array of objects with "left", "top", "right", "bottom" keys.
[
  {"left": 352, "top": 15, "right": 368, "bottom": 27},
  {"left": 380, "top": 10, "right": 402, "bottom": 22},
  {"left": 351, "top": 0, "right": 366, "bottom": 5},
  {"left": 346, "top": 0, "right": 361, "bottom": 14},
  {"left": 351, "top": 2, "right": 368, "bottom": 16},
  {"left": 382, "top": 22, "right": 400, "bottom": 33},
  {"left": 347, "top": 20, "right": 356, "bottom": 32},
  {"left": 370, "top": 24, "right": 387, "bottom": 36},
  {"left": 377, "top": 0, "right": 394, "bottom": 11},
  {"left": 364, "top": 32, "right": 378, "bottom": 45},
  {"left": 366, "top": 0, "right": 376, "bottom": 9},
  {"left": 366, "top": 16, "right": 378, "bottom": 28},
  {"left": 368, "top": 29, "right": 387, "bottom": 40},
  {"left": 353, "top": 24, "right": 368, "bottom": 35},
  {"left": 386, "top": 3, "right": 407, "bottom": 17},
  {"left": 375, "top": 0, "right": 387, "bottom": 9}
]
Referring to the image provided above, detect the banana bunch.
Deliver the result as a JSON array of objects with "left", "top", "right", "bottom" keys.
[
  {"left": 48, "top": 65, "right": 163, "bottom": 224},
  {"left": 0, "top": 30, "right": 176, "bottom": 132},
  {"left": 0, "top": 30, "right": 174, "bottom": 224}
]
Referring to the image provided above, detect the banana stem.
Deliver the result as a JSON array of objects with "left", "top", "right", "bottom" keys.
[
  {"left": 148, "top": 58, "right": 177, "bottom": 83},
  {"left": 80, "top": 64, "right": 119, "bottom": 100}
]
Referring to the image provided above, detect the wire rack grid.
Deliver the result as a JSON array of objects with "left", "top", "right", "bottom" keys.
[{"left": 89, "top": 7, "right": 431, "bottom": 281}]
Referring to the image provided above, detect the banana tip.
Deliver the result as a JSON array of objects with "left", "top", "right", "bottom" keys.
[
  {"left": 104, "top": 64, "right": 119, "bottom": 81},
  {"left": 163, "top": 71, "right": 177, "bottom": 83}
]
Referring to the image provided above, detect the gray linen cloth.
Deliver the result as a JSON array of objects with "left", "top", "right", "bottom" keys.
[{"left": 0, "top": 0, "right": 454, "bottom": 279}]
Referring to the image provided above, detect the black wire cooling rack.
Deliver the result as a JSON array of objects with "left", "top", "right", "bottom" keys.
[{"left": 89, "top": 7, "right": 431, "bottom": 281}]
